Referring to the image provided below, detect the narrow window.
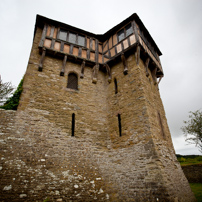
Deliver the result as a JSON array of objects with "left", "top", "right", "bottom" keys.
[
  {"left": 58, "top": 30, "right": 67, "bottom": 41},
  {"left": 117, "top": 29, "right": 125, "bottom": 42},
  {"left": 114, "top": 78, "right": 118, "bottom": 94},
  {"left": 67, "top": 73, "right": 78, "bottom": 90},
  {"left": 71, "top": 113, "right": 75, "bottom": 136},
  {"left": 125, "top": 23, "right": 133, "bottom": 37},
  {"left": 118, "top": 114, "right": 122, "bottom": 137}
]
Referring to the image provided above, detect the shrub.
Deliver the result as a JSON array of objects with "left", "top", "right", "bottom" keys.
[
  {"left": 179, "top": 157, "right": 186, "bottom": 162},
  {"left": 0, "top": 79, "right": 23, "bottom": 110}
]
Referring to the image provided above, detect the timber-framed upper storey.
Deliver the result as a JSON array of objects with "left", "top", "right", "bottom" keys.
[{"left": 36, "top": 13, "right": 164, "bottom": 78}]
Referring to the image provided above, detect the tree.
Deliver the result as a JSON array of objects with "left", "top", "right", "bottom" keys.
[
  {"left": 0, "top": 78, "right": 23, "bottom": 110},
  {"left": 0, "top": 76, "right": 14, "bottom": 104},
  {"left": 181, "top": 110, "right": 202, "bottom": 153}
]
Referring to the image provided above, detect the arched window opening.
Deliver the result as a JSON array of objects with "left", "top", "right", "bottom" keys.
[
  {"left": 67, "top": 73, "right": 78, "bottom": 90},
  {"left": 71, "top": 113, "right": 75, "bottom": 137},
  {"left": 114, "top": 78, "right": 118, "bottom": 94},
  {"left": 118, "top": 114, "right": 122, "bottom": 137}
]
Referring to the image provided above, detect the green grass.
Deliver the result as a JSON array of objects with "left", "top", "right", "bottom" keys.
[
  {"left": 190, "top": 183, "right": 202, "bottom": 202},
  {"left": 176, "top": 154, "right": 202, "bottom": 166}
]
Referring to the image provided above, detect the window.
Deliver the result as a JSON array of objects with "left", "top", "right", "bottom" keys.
[
  {"left": 125, "top": 24, "right": 133, "bottom": 37},
  {"left": 78, "top": 35, "right": 85, "bottom": 46},
  {"left": 71, "top": 113, "right": 75, "bottom": 136},
  {"left": 118, "top": 114, "right": 122, "bottom": 137},
  {"left": 69, "top": 33, "right": 76, "bottom": 44},
  {"left": 67, "top": 73, "right": 78, "bottom": 90},
  {"left": 117, "top": 29, "right": 125, "bottom": 42},
  {"left": 58, "top": 30, "right": 85, "bottom": 47},
  {"left": 114, "top": 78, "right": 118, "bottom": 94},
  {"left": 117, "top": 23, "right": 133, "bottom": 42},
  {"left": 58, "top": 30, "right": 67, "bottom": 41}
]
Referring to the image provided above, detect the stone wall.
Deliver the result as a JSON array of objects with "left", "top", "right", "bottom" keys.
[
  {"left": 0, "top": 26, "right": 196, "bottom": 201},
  {"left": 182, "top": 164, "right": 202, "bottom": 183}
]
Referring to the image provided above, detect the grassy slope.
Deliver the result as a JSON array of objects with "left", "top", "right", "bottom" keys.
[
  {"left": 176, "top": 154, "right": 202, "bottom": 166},
  {"left": 190, "top": 183, "right": 202, "bottom": 202},
  {"left": 176, "top": 155, "right": 202, "bottom": 201}
]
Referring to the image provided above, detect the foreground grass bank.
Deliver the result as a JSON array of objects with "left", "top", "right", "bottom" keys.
[
  {"left": 190, "top": 183, "right": 202, "bottom": 202},
  {"left": 176, "top": 155, "right": 202, "bottom": 201}
]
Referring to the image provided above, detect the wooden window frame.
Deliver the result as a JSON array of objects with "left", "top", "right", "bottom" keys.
[
  {"left": 57, "top": 29, "right": 86, "bottom": 47},
  {"left": 117, "top": 23, "right": 133, "bottom": 43}
]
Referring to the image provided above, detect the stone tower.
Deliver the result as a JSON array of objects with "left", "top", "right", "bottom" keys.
[{"left": 0, "top": 14, "right": 196, "bottom": 201}]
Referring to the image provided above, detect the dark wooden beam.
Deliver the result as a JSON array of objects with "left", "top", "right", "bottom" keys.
[
  {"left": 132, "top": 20, "right": 139, "bottom": 43},
  {"left": 92, "top": 64, "right": 99, "bottom": 84},
  {"left": 70, "top": 45, "right": 73, "bottom": 55},
  {"left": 90, "top": 38, "right": 93, "bottom": 49},
  {"left": 145, "top": 57, "right": 150, "bottom": 77},
  {"left": 38, "top": 48, "right": 46, "bottom": 72},
  {"left": 121, "top": 53, "right": 128, "bottom": 75},
  {"left": 50, "top": 26, "right": 55, "bottom": 38},
  {"left": 87, "top": 49, "right": 90, "bottom": 60},
  {"left": 95, "top": 39, "right": 98, "bottom": 63},
  {"left": 78, "top": 47, "right": 82, "bottom": 57},
  {"left": 56, "top": 27, "right": 60, "bottom": 39},
  {"left": 39, "top": 24, "right": 47, "bottom": 48},
  {"left": 60, "top": 55, "right": 67, "bottom": 76},
  {"left": 104, "top": 63, "right": 112, "bottom": 83},
  {"left": 80, "top": 60, "right": 85, "bottom": 78},
  {"left": 60, "top": 41, "right": 64, "bottom": 52},
  {"left": 135, "top": 45, "right": 140, "bottom": 65},
  {"left": 51, "top": 39, "right": 55, "bottom": 49}
]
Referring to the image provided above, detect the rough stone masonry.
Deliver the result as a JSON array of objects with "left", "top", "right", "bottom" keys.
[{"left": 0, "top": 14, "right": 196, "bottom": 201}]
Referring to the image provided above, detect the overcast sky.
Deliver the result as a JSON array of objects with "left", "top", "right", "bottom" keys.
[{"left": 0, "top": 0, "right": 202, "bottom": 155}]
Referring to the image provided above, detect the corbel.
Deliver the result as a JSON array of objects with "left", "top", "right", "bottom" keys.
[
  {"left": 80, "top": 60, "right": 85, "bottom": 79},
  {"left": 104, "top": 63, "right": 112, "bottom": 83},
  {"left": 38, "top": 48, "right": 46, "bottom": 72},
  {"left": 145, "top": 57, "right": 150, "bottom": 77},
  {"left": 121, "top": 53, "right": 128, "bottom": 75},
  {"left": 157, "top": 76, "right": 163, "bottom": 84},
  {"left": 151, "top": 66, "right": 157, "bottom": 85},
  {"left": 60, "top": 55, "right": 67, "bottom": 76},
  {"left": 92, "top": 63, "right": 99, "bottom": 84},
  {"left": 135, "top": 45, "right": 140, "bottom": 65}
]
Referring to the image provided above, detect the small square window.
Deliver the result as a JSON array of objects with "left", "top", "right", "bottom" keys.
[
  {"left": 59, "top": 30, "right": 67, "bottom": 41},
  {"left": 69, "top": 33, "right": 77, "bottom": 44},
  {"left": 78, "top": 35, "right": 85, "bottom": 46}
]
